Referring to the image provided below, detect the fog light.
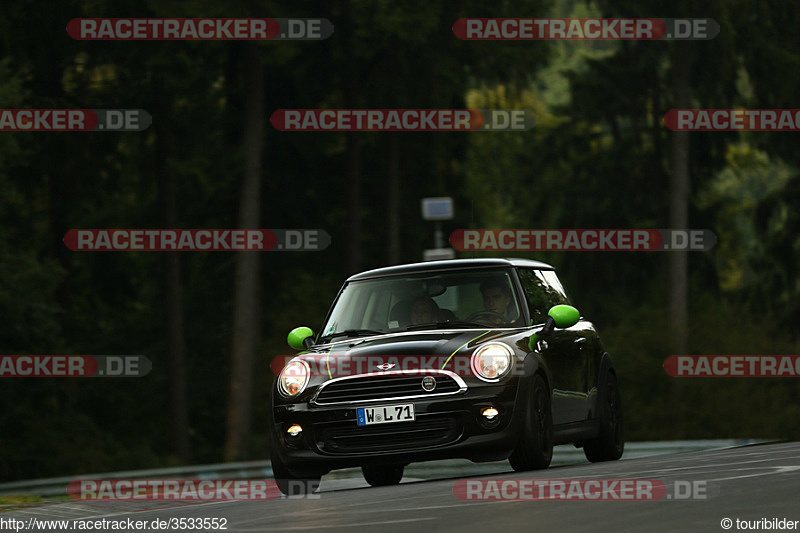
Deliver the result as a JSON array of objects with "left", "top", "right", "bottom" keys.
[
  {"left": 481, "top": 407, "right": 499, "bottom": 420},
  {"left": 287, "top": 424, "right": 303, "bottom": 437}
]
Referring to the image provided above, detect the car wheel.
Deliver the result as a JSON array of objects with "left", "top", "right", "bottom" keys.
[
  {"left": 270, "top": 446, "right": 321, "bottom": 495},
  {"left": 583, "top": 371, "right": 624, "bottom": 462},
  {"left": 361, "top": 464, "right": 404, "bottom": 487},
  {"left": 509, "top": 374, "right": 553, "bottom": 471}
]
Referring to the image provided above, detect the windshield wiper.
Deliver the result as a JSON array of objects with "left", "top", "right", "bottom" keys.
[
  {"left": 402, "top": 320, "right": 489, "bottom": 331},
  {"left": 319, "top": 329, "right": 386, "bottom": 342}
]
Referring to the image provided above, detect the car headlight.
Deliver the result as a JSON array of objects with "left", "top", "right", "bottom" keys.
[
  {"left": 471, "top": 342, "right": 513, "bottom": 382},
  {"left": 278, "top": 360, "right": 310, "bottom": 398}
]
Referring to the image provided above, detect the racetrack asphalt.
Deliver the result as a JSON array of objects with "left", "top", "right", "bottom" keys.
[{"left": 4, "top": 441, "right": 799, "bottom": 533}]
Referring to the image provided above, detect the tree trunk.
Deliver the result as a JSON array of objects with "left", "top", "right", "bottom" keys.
[
  {"left": 155, "top": 78, "right": 190, "bottom": 463},
  {"left": 224, "top": 42, "right": 263, "bottom": 462},
  {"left": 346, "top": 135, "right": 362, "bottom": 274},
  {"left": 669, "top": 40, "right": 691, "bottom": 357},
  {"left": 342, "top": 1, "right": 363, "bottom": 275},
  {"left": 387, "top": 134, "right": 400, "bottom": 265},
  {"left": 668, "top": 40, "right": 691, "bottom": 437}
]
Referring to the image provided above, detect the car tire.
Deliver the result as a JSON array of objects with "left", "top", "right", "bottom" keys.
[
  {"left": 361, "top": 464, "right": 404, "bottom": 487},
  {"left": 583, "top": 371, "right": 624, "bottom": 462},
  {"left": 509, "top": 374, "right": 553, "bottom": 471},
  {"left": 270, "top": 446, "right": 321, "bottom": 495}
]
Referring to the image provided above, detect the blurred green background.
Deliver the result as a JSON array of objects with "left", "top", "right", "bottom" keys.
[{"left": 1, "top": 0, "right": 798, "bottom": 481}]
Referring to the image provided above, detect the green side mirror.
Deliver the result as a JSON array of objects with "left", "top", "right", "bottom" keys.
[
  {"left": 548, "top": 304, "right": 580, "bottom": 329},
  {"left": 287, "top": 326, "right": 314, "bottom": 350},
  {"left": 528, "top": 305, "right": 581, "bottom": 351}
]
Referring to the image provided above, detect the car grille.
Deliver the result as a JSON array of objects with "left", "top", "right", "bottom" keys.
[
  {"left": 313, "top": 373, "right": 464, "bottom": 405},
  {"left": 319, "top": 416, "right": 460, "bottom": 453}
]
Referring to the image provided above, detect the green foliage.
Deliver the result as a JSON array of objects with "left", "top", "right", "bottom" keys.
[
  {"left": 605, "top": 293, "right": 800, "bottom": 441},
  {"left": 698, "top": 143, "right": 795, "bottom": 293},
  {"left": 1, "top": 0, "right": 799, "bottom": 481}
]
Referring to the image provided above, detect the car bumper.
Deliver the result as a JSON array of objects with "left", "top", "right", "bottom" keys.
[{"left": 270, "top": 380, "right": 528, "bottom": 476}]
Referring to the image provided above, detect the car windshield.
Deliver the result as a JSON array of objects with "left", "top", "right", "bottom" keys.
[{"left": 318, "top": 269, "right": 523, "bottom": 340}]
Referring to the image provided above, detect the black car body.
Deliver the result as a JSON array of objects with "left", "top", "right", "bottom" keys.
[{"left": 269, "top": 258, "right": 623, "bottom": 493}]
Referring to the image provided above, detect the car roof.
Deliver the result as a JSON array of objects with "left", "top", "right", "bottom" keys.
[{"left": 346, "top": 258, "right": 555, "bottom": 281}]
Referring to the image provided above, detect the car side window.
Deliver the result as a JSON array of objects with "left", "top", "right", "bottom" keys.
[
  {"left": 540, "top": 270, "right": 571, "bottom": 306},
  {"left": 518, "top": 268, "right": 572, "bottom": 324},
  {"left": 517, "top": 269, "right": 551, "bottom": 325}
]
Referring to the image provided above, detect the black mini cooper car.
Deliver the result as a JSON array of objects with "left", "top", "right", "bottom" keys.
[{"left": 269, "top": 258, "right": 623, "bottom": 494}]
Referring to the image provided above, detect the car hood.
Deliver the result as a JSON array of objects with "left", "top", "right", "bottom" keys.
[
  {"left": 276, "top": 329, "right": 526, "bottom": 379},
  {"left": 317, "top": 329, "right": 505, "bottom": 355}
]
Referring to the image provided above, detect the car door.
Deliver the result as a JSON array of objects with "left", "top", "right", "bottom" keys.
[{"left": 517, "top": 268, "right": 588, "bottom": 425}]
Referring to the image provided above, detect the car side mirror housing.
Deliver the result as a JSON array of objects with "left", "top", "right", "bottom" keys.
[
  {"left": 288, "top": 326, "right": 315, "bottom": 350},
  {"left": 528, "top": 305, "right": 581, "bottom": 351},
  {"left": 549, "top": 304, "right": 580, "bottom": 329}
]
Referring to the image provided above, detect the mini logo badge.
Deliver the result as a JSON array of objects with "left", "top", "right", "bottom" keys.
[
  {"left": 421, "top": 376, "right": 436, "bottom": 392},
  {"left": 376, "top": 363, "right": 395, "bottom": 371}
]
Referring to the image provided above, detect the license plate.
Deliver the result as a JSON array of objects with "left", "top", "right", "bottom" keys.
[{"left": 357, "top": 404, "right": 415, "bottom": 426}]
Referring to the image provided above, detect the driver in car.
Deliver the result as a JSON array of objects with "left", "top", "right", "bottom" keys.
[
  {"left": 410, "top": 296, "right": 439, "bottom": 325},
  {"left": 479, "top": 279, "right": 514, "bottom": 324}
]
